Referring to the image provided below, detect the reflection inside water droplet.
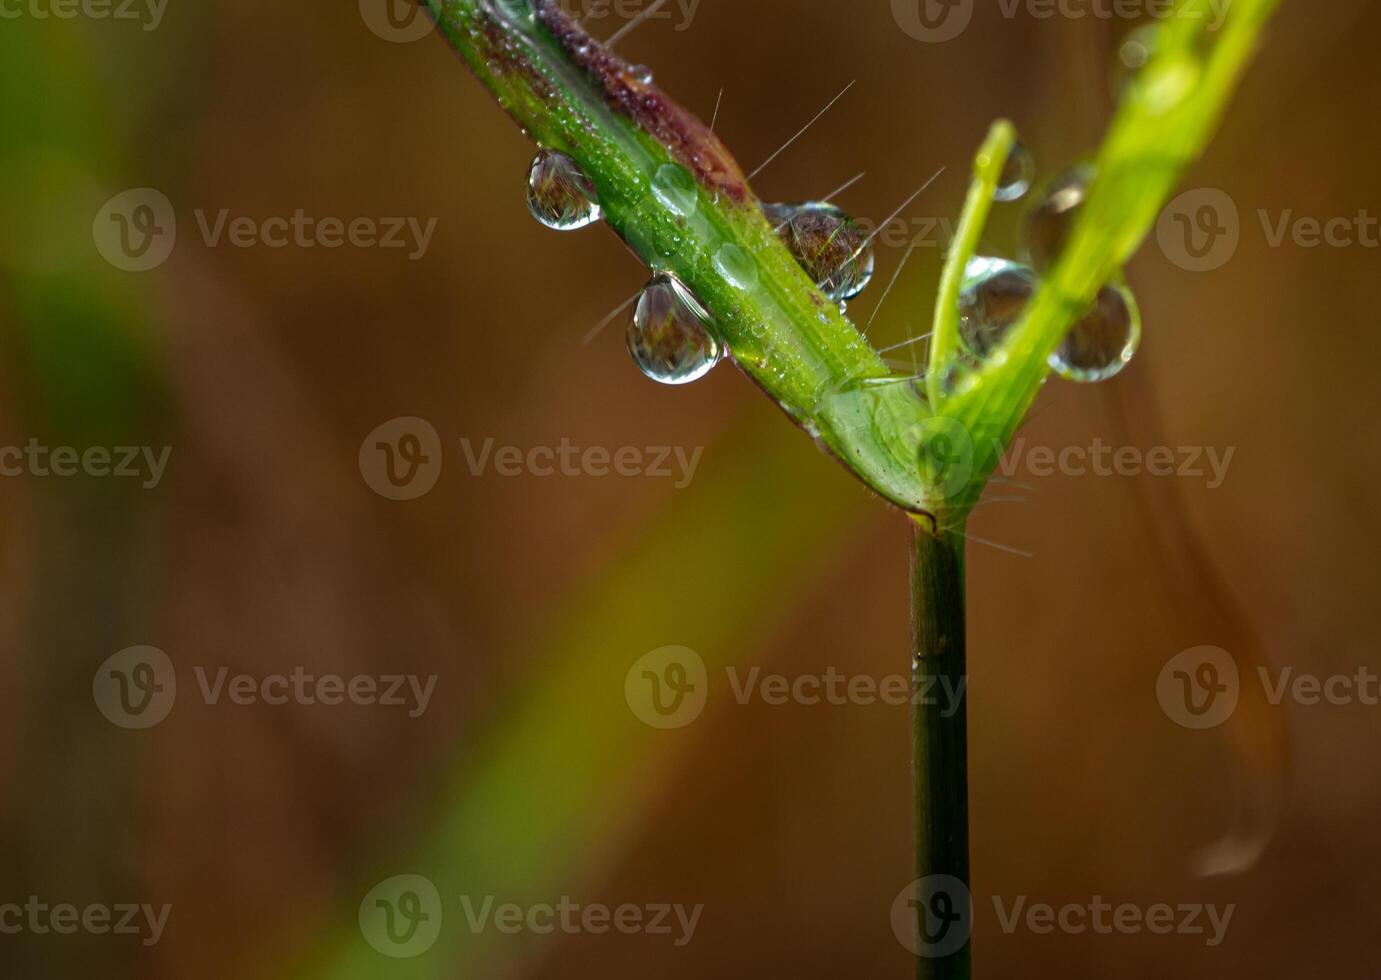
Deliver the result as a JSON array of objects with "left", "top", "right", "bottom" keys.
[
  {"left": 767, "top": 202, "right": 875, "bottom": 302},
  {"left": 525, "top": 149, "right": 602, "bottom": 231},
  {"left": 1021, "top": 164, "right": 1094, "bottom": 273},
  {"left": 1049, "top": 280, "right": 1142, "bottom": 383},
  {"left": 627, "top": 273, "right": 722, "bottom": 385},
  {"left": 995, "top": 142, "right": 1034, "bottom": 203},
  {"left": 955, "top": 255, "right": 1142, "bottom": 384},
  {"left": 957, "top": 256, "right": 1036, "bottom": 359}
]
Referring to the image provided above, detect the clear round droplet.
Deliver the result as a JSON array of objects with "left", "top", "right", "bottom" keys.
[
  {"left": 994, "top": 142, "right": 1035, "bottom": 203},
  {"left": 651, "top": 163, "right": 698, "bottom": 218},
  {"left": 957, "top": 256, "right": 1037, "bottom": 359},
  {"left": 631, "top": 64, "right": 654, "bottom": 84},
  {"left": 525, "top": 149, "right": 602, "bottom": 231},
  {"left": 1021, "top": 163, "right": 1095, "bottom": 273},
  {"left": 1137, "top": 55, "right": 1201, "bottom": 114},
  {"left": 1116, "top": 25, "right": 1158, "bottom": 84},
  {"left": 769, "top": 202, "right": 875, "bottom": 302},
  {"left": 627, "top": 273, "right": 723, "bottom": 385},
  {"left": 1049, "top": 280, "right": 1142, "bottom": 383},
  {"left": 713, "top": 242, "right": 759, "bottom": 291}
]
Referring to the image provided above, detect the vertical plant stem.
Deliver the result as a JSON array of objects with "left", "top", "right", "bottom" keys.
[{"left": 910, "top": 522, "right": 970, "bottom": 978}]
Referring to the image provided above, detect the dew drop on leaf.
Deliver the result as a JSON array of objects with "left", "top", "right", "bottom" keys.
[
  {"left": 957, "top": 256, "right": 1036, "bottom": 359},
  {"left": 1048, "top": 280, "right": 1142, "bottom": 383},
  {"left": 713, "top": 242, "right": 760, "bottom": 291},
  {"left": 627, "top": 273, "right": 723, "bottom": 385},
  {"left": 1021, "top": 164, "right": 1095, "bottom": 273},
  {"left": 767, "top": 202, "right": 875, "bottom": 302},
  {"left": 1136, "top": 55, "right": 1201, "bottom": 114},
  {"left": 1020, "top": 166, "right": 1144, "bottom": 381},
  {"left": 1113, "top": 24, "right": 1159, "bottom": 95},
  {"left": 994, "top": 141, "right": 1034, "bottom": 203},
  {"left": 651, "top": 163, "right": 698, "bottom": 218},
  {"left": 525, "top": 149, "right": 602, "bottom": 231}
]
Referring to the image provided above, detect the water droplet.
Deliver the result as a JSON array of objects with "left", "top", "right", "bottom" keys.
[
  {"left": 486, "top": 0, "right": 533, "bottom": 23},
  {"left": 631, "top": 64, "right": 654, "bottom": 84},
  {"left": 1136, "top": 55, "right": 1201, "bottom": 114},
  {"left": 1021, "top": 164, "right": 1095, "bottom": 273},
  {"left": 1117, "top": 25, "right": 1158, "bottom": 76},
  {"left": 627, "top": 274, "right": 723, "bottom": 385},
  {"left": 769, "top": 202, "right": 875, "bottom": 302},
  {"left": 994, "top": 142, "right": 1034, "bottom": 203},
  {"left": 526, "top": 150, "right": 602, "bottom": 231},
  {"left": 713, "top": 242, "right": 759, "bottom": 291},
  {"left": 1049, "top": 280, "right": 1141, "bottom": 383},
  {"left": 956, "top": 256, "right": 1037, "bottom": 359},
  {"left": 651, "top": 163, "right": 698, "bottom": 218}
]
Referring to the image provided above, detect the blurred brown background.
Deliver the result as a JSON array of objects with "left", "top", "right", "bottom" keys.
[{"left": 2, "top": 0, "right": 1379, "bottom": 977}]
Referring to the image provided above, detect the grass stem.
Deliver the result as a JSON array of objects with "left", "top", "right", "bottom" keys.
[{"left": 910, "top": 521, "right": 970, "bottom": 978}]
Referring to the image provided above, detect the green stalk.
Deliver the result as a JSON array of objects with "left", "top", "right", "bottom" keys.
[
  {"left": 910, "top": 523, "right": 969, "bottom": 978},
  {"left": 426, "top": 0, "right": 935, "bottom": 514},
  {"left": 412, "top": 1, "right": 1281, "bottom": 975}
]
